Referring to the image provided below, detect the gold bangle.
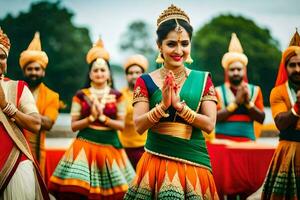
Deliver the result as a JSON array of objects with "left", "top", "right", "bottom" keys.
[
  {"left": 160, "top": 102, "right": 167, "bottom": 111},
  {"left": 156, "top": 103, "right": 169, "bottom": 117},
  {"left": 147, "top": 110, "right": 159, "bottom": 123},
  {"left": 103, "top": 117, "right": 110, "bottom": 125},
  {"left": 88, "top": 115, "right": 96, "bottom": 123},
  {"left": 177, "top": 105, "right": 197, "bottom": 124},
  {"left": 98, "top": 115, "right": 107, "bottom": 123},
  {"left": 245, "top": 101, "right": 255, "bottom": 110},
  {"left": 291, "top": 108, "right": 300, "bottom": 117},
  {"left": 226, "top": 102, "right": 238, "bottom": 112}
]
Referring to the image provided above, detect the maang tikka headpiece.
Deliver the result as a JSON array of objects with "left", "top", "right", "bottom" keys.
[{"left": 157, "top": 4, "right": 190, "bottom": 29}]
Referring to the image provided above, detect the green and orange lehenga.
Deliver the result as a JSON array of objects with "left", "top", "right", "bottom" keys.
[
  {"left": 48, "top": 87, "right": 135, "bottom": 199},
  {"left": 124, "top": 70, "right": 219, "bottom": 199}
]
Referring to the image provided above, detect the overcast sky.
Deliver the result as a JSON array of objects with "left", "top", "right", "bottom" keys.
[{"left": 1, "top": 0, "right": 299, "bottom": 64}]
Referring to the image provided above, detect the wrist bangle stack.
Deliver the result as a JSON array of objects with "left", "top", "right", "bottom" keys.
[
  {"left": 177, "top": 105, "right": 196, "bottom": 124},
  {"left": 2, "top": 102, "right": 18, "bottom": 117},
  {"left": 147, "top": 103, "right": 169, "bottom": 124},
  {"left": 226, "top": 102, "right": 238, "bottom": 113}
]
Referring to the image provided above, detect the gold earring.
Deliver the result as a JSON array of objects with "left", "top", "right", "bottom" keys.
[
  {"left": 185, "top": 54, "right": 193, "bottom": 64},
  {"left": 156, "top": 53, "right": 164, "bottom": 64}
]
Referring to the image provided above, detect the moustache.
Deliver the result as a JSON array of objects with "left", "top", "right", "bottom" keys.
[{"left": 291, "top": 72, "right": 300, "bottom": 76}]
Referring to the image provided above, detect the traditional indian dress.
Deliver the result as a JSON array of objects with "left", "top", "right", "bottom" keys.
[
  {"left": 48, "top": 86, "right": 135, "bottom": 199},
  {"left": 124, "top": 70, "right": 219, "bottom": 199},
  {"left": 215, "top": 83, "right": 264, "bottom": 141},
  {"left": 0, "top": 78, "right": 49, "bottom": 200},
  {"left": 261, "top": 81, "right": 300, "bottom": 199}
]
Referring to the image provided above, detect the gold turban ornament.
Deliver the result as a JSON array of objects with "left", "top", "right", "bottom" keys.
[
  {"left": 124, "top": 54, "right": 149, "bottom": 72},
  {"left": 19, "top": 32, "right": 49, "bottom": 69},
  {"left": 157, "top": 4, "right": 190, "bottom": 28},
  {"left": 275, "top": 29, "right": 300, "bottom": 86},
  {"left": 282, "top": 29, "right": 300, "bottom": 63},
  {"left": 222, "top": 33, "right": 248, "bottom": 68},
  {"left": 86, "top": 38, "right": 110, "bottom": 65},
  {"left": 0, "top": 27, "right": 11, "bottom": 56}
]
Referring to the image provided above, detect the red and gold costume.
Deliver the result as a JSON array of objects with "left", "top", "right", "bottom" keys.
[
  {"left": 49, "top": 39, "right": 135, "bottom": 199},
  {"left": 0, "top": 28, "right": 49, "bottom": 199}
]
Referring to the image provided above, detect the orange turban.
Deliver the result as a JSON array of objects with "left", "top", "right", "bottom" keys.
[
  {"left": 86, "top": 38, "right": 110, "bottom": 64},
  {"left": 0, "top": 27, "right": 11, "bottom": 56},
  {"left": 124, "top": 54, "right": 148, "bottom": 72},
  {"left": 275, "top": 30, "right": 300, "bottom": 86},
  {"left": 19, "top": 32, "right": 48, "bottom": 69}
]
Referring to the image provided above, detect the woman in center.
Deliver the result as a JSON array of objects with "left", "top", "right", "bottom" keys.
[{"left": 125, "top": 4, "right": 219, "bottom": 200}]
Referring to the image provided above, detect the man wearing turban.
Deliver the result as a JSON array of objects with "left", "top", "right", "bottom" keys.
[
  {"left": 215, "top": 33, "right": 265, "bottom": 142},
  {"left": 19, "top": 32, "right": 59, "bottom": 178},
  {"left": 261, "top": 30, "right": 300, "bottom": 200},
  {"left": 118, "top": 54, "right": 149, "bottom": 169},
  {"left": 0, "top": 28, "right": 49, "bottom": 199}
]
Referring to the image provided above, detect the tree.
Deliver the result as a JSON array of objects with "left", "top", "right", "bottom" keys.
[
  {"left": 0, "top": 1, "right": 92, "bottom": 111},
  {"left": 119, "top": 20, "right": 157, "bottom": 71},
  {"left": 191, "top": 14, "right": 281, "bottom": 105}
]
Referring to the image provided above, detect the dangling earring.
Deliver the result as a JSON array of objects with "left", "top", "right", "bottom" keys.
[
  {"left": 185, "top": 54, "right": 193, "bottom": 64},
  {"left": 156, "top": 53, "right": 164, "bottom": 64}
]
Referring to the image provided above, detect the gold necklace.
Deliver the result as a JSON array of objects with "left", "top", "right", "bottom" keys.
[{"left": 160, "top": 66, "right": 187, "bottom": 86}]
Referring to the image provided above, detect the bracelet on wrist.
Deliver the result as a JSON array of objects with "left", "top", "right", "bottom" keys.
[
  {"left": 88, "top": 115, "right": 96, "bottom": 123},
  {"left": 2, "top": 102, "right": 18, "bottom": 117},
  {"left": 245, "top": 101, "right": 255, "bottom": 110},
  {"left": 98, "top": 115, "right": 107, "bottom": 123},
  {"left": 226, "top": 102, "right": 238, "bottom": 112}
]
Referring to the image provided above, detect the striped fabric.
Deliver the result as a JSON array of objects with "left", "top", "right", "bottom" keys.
[
  {"left": 215, "top": 83, "right": 260, "bottom": 140},
  {"left": 262, "top": 140, "right": 300, "bottom": 199},
  {"left": 49, "top": 138, "right": 135, "bottom": 199},
  {"left": 124, "top": 152, "right": 219, "bottom": 200}
]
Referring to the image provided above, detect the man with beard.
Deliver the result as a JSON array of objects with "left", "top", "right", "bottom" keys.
[
  {"left": 118, "top": 54, "right": 148, "bottom": 168},
  {"left": 0, "top": 28, "right": 50, "bottom": 199},
  {"left": 260, "top": 30, "right": 300, "bottom": 200},
  {"left": 215, "top": 33, "right": 265, "bottom": 142},
  {"left": 19, "top": 32, "right": 59, "bottom": 177}
]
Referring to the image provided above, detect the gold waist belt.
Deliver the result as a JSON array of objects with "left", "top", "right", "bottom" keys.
[{"left": 151, "top": 122, "right": 192, "bottom": 140}]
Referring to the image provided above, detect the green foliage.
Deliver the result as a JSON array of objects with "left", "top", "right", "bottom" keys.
[
  {"left": 0, "top": 1, "right": 92, "bottom": 111},
  {"left": 191, "top": 14, "right": 281, "bottom": 105},
  {"left": 119, "top": 20, "right": 157, "bottom": 71}
]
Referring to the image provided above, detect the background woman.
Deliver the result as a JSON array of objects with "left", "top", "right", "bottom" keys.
[
  {"left": 125, "top": 4, "right": 219, "bottom": 200},
  {"left": 48, "top": 39, "right": 135, "bottom": 200}
]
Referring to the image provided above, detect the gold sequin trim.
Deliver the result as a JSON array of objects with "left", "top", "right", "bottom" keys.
[{"left": 133, "top": 86, "right": 149, "bottom": 105}]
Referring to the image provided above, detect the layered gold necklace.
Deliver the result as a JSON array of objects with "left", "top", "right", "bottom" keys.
[{"left": 160, "top": 66, "right": 187, "bottom": 86}]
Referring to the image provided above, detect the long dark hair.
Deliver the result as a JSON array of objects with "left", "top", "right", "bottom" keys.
[
  {"left": 156, "top": 19, "right": 193, "bottom": 45},
  {"left": 82, "top": 59, "right": 115, "bottom": 89}
]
